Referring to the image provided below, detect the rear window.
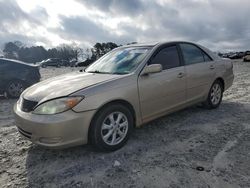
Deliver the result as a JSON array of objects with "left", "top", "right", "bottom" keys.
[
  {"left": 180, "top": 43, "right": 212, "bottom": 65},
  {"left": 0, "top": 59, "right": 6, "bottom": 64},
  {"left": 203, "top": 52, "right": 212, "bottom": 62},
  {"left": 0, "top": 59, "right": 7, "bottom": 67},
  {"left": 180, "top": 43, "right": 204, "bottom": 65}
]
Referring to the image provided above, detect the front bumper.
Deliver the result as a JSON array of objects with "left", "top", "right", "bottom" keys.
[{"left": 14, "top": 103, "right": 96, "bottom": 148}]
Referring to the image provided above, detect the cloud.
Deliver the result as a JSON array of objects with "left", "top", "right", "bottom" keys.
[
  {"left": 0, "top": 0, "right": 48, "bottom": 27},
  {"left": 77, "top": 0, "right": 144, "bottom": 16},
  {"left": 74, "top": 0, "right": 250, "bottom": 50},
  {"left": 0, "top": 0, "right": 49, "bottom": 48},
  {"left": 0, "top": 0, "right": 249, "bottom": 51},
  {"left": 54, "top": 15, "right": 135, "bottom": 45}
]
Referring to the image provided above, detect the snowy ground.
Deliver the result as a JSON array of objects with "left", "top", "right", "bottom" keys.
[{"left": 0, "top": 61, "right": 250, "bottom": 188}]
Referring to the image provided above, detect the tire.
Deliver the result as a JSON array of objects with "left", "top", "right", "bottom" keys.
[
  {"left": 203, "top": 80, "right": 223, "bottom": 109},
  {"left": 6, "top": 80, "right": 26, "bottom": 98},
  {"left": 90, "top": 104, "right": 134, "bottom": 151}
]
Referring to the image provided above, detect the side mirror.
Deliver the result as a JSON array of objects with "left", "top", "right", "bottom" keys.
[{"left": 141, "top": 64, "right": 162, "bottom": 75}]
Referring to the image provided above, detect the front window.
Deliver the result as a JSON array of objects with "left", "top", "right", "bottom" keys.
[
  {"left": 85, "top": 47, "right": 151, "bottom": 74},
  {"left": 150, "top": 45, "right": 180, "bottom": 70}
]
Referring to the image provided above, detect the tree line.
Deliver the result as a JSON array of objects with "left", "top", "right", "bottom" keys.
[{"left": 1, "top": 41, "right": 121, "bottom": 65}]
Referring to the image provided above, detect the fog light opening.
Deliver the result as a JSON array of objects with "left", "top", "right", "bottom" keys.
[{"left": 39, "top": 137, "right": 62, "bottom": 144}]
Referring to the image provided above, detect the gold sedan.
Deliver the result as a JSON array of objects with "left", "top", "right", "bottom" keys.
[{"left": 14, "top": 41, "right": 234, "bottom": 151}]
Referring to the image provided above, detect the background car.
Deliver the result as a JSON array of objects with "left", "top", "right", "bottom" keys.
[
  {"left": 243, "top": 51, "right": 250, "bottom": 62},
  {"left": 243, "top": 55, "right": 250, "bottom": 62},
  {"left": 237, "top": 52, "right": 245, "bottom": 59},
  {"left": 0, "top": 58, "right": 40, "bottom": 98},
  {"left": 69, "top": 60, "right": 77, "bottom": 67},
  {"left": 75, "top": 59, "right": 93, "bottom": 67},
  {"left": 228, "top": 52, "right": 245, "bottom": 59},
  {"left": 220, "top": 52, "right": 246, "bottom": 59},
  {"left": 61, "top": 60, "right": 70, "bottom": 67},
  {"left": 40, "top": 58, "right": 62, "bottom": 68},
  {"left": 228, "top": 53, "right": 239, "bottom": 59}
]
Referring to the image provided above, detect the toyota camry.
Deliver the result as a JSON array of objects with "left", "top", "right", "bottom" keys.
[{"left": 14, "top": 41, "right": 234, "bottom": 151}]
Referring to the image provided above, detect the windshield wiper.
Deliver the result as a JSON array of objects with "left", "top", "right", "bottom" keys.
[
  {"left": 87, "top": 70, "right": 128, "bottom": 75},
  {"left": 112, "top": 72, "right": 128, "bottom": 75},
  {"left": 87, "top": 70, "right": 110, "bottom": 74}
]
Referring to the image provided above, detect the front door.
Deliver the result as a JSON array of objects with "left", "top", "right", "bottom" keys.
[{"left": 138, "top": 45, "right": 186, "bottom": 123}]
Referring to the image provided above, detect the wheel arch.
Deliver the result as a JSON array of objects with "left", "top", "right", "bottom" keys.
[
  {"left": 88, "top": 99, "right": 136, "bottom": 143},
  {"left": 215, "top": 77, "right": 225, "bottom": 91}
]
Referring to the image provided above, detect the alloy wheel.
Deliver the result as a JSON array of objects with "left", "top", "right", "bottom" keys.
[
  {"left": 8, "top": 82, "right": 24, "bottom": 98},
  {"left": 210, "top": 83, "right": 222, "bottom": 105},
  {"left": 101, "top": 112, "right": 129, "bottom": 146}
]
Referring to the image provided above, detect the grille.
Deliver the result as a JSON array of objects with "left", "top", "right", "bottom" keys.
[
  {"left": 21, "top": 98, "right": 38, "bottom": 112},
  {"left": 17, "top": 127, "right": 32, "bottom": 139}
]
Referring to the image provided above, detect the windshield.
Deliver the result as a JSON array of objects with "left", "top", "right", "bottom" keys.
[{"left": 85, "top": 47, "right": 151, "bottom": 74}]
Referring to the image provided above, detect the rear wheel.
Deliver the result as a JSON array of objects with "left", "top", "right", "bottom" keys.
[
  {"left": 90, "top": 104, "right": 133, "bottom": 151},
  {"left": 6, "top": 80, "right": 26, "bottom": 98},
  {"left": 204, "top": 80, "right": 223, "bottom": 109}
]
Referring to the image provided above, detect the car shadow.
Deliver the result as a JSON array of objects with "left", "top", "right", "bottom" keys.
[{"left": 25, "top": 101, "right": 250, "bottom": 187}]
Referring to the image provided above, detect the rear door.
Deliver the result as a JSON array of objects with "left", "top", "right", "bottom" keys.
[
  {"left": 179, "top": 43, "right": 216, "bottom": 103},
  {"left": 138, "top": 45, "right": 186, "bottom": 122}
]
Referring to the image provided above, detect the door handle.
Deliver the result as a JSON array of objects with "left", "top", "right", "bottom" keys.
[
  {"left": 210, "top": 65, "right": 215, "bottom": 69},
  {"left": 177, "top": 72, "right": 184, "bottom": 78}
]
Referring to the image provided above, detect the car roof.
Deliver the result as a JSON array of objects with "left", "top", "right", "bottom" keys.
[
  {"left": 122, "top": 41, "right": 201, "bottom": 48},
  {"left": 0, "top": 58, "right": 37, "bottom": 67},
  {"left": 122, "top": 41, "right": 219, "bottom": 60}
]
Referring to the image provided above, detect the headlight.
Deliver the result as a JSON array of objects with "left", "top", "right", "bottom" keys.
[{"left": 33, "top": 96, "right": 83, "bottom": 115}]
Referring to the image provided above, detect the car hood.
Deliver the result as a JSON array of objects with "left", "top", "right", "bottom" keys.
[{"left": 22, "top": 71, "right": 123, "bottom": 103}]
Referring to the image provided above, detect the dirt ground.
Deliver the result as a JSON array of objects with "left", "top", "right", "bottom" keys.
[{"left": 0, "top": 61, "right": 250, "bottom": 188}]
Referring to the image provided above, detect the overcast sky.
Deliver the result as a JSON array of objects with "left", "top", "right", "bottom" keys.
[{"left": 0, "top": 0, "right": 249, "bottom": 51}]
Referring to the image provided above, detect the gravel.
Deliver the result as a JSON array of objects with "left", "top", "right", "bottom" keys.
[{"left": 0, "top": 61, "right": 250, "bottom": 188}]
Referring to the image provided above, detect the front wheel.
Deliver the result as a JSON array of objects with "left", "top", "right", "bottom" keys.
[
  {"left": 90, "top": 104, "right": 133, "bottom": 151},
  {"left": 6, "top": 80, "right": 26, "bottom": 98},
  {"left": 204, "top": 80, "right": 223, "bottom": 109}
]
